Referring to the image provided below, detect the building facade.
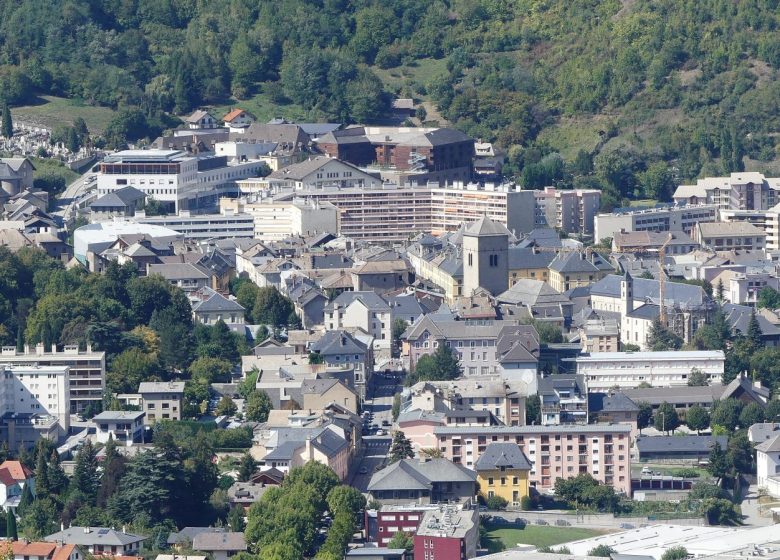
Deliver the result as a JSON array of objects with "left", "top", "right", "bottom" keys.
[{"left": 594, "top": 205, "right": 718, "bottom": 243}]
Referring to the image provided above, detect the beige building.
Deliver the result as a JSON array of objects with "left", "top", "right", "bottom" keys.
[
  {"left": 219, "top": 197, "right": 339, "bottom": 241},
  {"left": 534, "top": 187, "right": 601, "bottom": 235},
  {"left": 548, "top": 251, "right": 611, "bottom": 292},
  {"left": 693, "top": 221, "right": 767, "bottom": 251},
  {"left": 138, "top": 381, "right": 185, "bottom": 424},
  {"left": 579, "top": 319, "right": 620, "bottom": 353},
  {"left": 301, "top": 378, "right": 358, "bottom": 414}
]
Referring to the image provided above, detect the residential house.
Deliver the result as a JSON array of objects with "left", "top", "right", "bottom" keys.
[
  {"left": 227, "top": 481, "right": 272, "bottom": 511},
  {"left": 147, "top": 262, "right": 212, "bottom": 293},
  {"left": 756, "top": 434, "right": 780, "bottom": 498},
  {"left": 255, "top": 423, "right": 351, "bottom": 480},
  {"left": 168, "top": 528, "right": 225, "bottom": 550},
  {"left": 192, "top": 532, "right": 246, "bottom": 560},
  {"left": 548, "top": 252, "right": 612, "bottom": 292},
  {"left": 89, "top": 187, "right": 147, "bottom": 221},
  {"left": 588, "top": 392, "right": 640, "bottom": 440},
  {"left": 496, "top": 279, "right": 573, "bottom": 327},
  {"left": 612, "top": 230, "right": 699, "bottom": 255},
  {"left": 309, "top": 330, "right": 372, "bottom": 401},
  {"left": 301, "top": 378, "right": 359, "bottom": 414},
  {"left": 537, "top": 374, "right": 588, "bottom": 425},
  {"left": 579, "top": 319, "right": 620, "bottom": 353},
  {"left": 0, "top": 460, "right": 34, "bottom": 511},
  {"left": 92, "top": 411, "right": 145, "bottom": 445},
  {"left": 325, "top": 291, "right": 392, "bottom": 349},
  {"left": 507, "top": 247, "right": 555, "bottom": 285},
  {"left": 748, "top": 423, "right": 780, "bottom": 445},
  {"left": 352, "top": 259, "right": 413, "bottom": 295},
  {"left": 138, "top": 382, "right": 185, "bottom": 425},
  {"left": 366, "top": 457, "right": 477, "bottom": 505},
  {"left": 191, "top": 289, "right": 245, "bottom": 327},
  {"left": 185, "top": 110, "right": 219, "bottom": 130},
  {"left": 475, "top": 442, "right": 532, "bottom": 506},
  {"left": 222, "top": 108, "right": 254, "bottom": 133},
  {"left": 286, "top": 277, "right": 328, "bottom": 329},
  {"left": 45, "top": 527, "right": 147, "bottom": 556},
  {"left": 10, "top": 542, "right": 81, "bottom": 560}
]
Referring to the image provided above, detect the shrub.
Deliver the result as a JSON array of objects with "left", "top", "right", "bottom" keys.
[{"left": 485, "top": 495, "right": 509, "bottom": 510}]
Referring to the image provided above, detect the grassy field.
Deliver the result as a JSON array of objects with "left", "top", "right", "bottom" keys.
[
  {"left": 482, "top": 522, "right": 607, "bottom": 554},
  {"left": 371, "top": 57, "right": 449, "bottom": 95},
  {"left": 535, "top": 116, "right": 610, "bottom": 162},
  {"left": 12, "top": 95, "right": 117, "bottom": 134},
  {"left": 210, "top": 86, "right": 311, "bottom": 124}
]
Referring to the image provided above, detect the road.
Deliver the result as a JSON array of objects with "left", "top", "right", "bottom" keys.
[
  {"left": 350, "top": 373, "right": 401, "bottom": 492},
  {"left": 53, "top": 172, "right": 97, "bottom": 224}
]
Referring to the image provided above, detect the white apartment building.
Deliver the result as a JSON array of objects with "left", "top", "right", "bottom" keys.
[
  {"left": 0, "top": 364, "right": 70, "bottom": 433},
  {"left": 219, "top": 197, "right": 339, "bottom": 241},
  {"left": 534, "top": 187, "right": 601, "bottom": 236},
  {"left": 93, "top": 411, "right": 145, "bottom": 445},
  {"left": 720, "top": 206, "right": 780, "bottom": 251},
  {"left": 673, "top": 172, "right": 780, "bottom": 210},
  {"left": 325, "top": 292, "right": 392, "bottom": 345},
  {"left": 576, "top": 351, "right": 725, "bottom": 391},
  {"left": 0, "top": 344, "right": 105, "bottom": 414},
  {"left": 594, "top": 205, "right": 718, "bottom": 242},
  {"left": 136, "top": 209, "right": 255, "bottom": 240},
  {"left": 97, "top": 149, "right": 268, "bottom": 213}
]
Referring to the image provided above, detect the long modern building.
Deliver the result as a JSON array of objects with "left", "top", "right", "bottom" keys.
[
  {"left": 97, "top": 149, "right": 268, "bottom": 213},
  {"left": 433, "top": 423, "right": 633, "bottom": 495},
  {"left": 0, "top": 344, "right": 105, "bottom": 414},
  {"left": 594, "top": 204, "right": 718, "bottom": 242},
  {"left": 576, "top": 351, "right": 725, "bottom": 391},
  {"left": 673, "top": 172, "right": 780, "bottom": 210},
  {"left": 136, "top": 209, "right": 256, "bottom": 240}
]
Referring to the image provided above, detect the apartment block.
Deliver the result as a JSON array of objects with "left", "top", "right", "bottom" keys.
[
  {"left": 594, "top": 205, "right": 717, "bottom": 243},
  {"left": 693, "top": 221, "right": 767, "bottom": 251},
  {"left": 0, "top": 344, "right": 105, "bottom": 414},
  {"left": 576, "top": 351, "right": 725, "bottom": 391},
  {"left": 136, "top": 210, "right": 255, "bottom": 240},
  {"left": 673, "top": 172, "right": 780, "bottom": 210},
  {"left": 413, "top": 505, "right": 478, "bottom": 560},
  {"left": 534, "top": 187, "right": 602, "bottom": 236},
  {"left": 138, "top": 381, "right": 185, "bottom": 425},
  {"left": 433, "top": 424, "right": 633, "bottom": 495},
  {"left": 219, "top": 197, "right": 339, "bottom": 241},
  {"left": 0, "top": 364, "right": 70, "bottom": 443}
]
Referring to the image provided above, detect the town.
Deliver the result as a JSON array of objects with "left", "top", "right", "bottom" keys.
[{"left": 1, "top": 1, "right": 780, "bottom": 559}]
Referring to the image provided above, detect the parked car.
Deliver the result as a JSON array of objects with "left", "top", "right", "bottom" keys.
[
  {"left": 381, "top": 419, "right": 391, "bottom": 427},
  {"left": 376, "top": 429, "right": 386, "bottom": 436},
  {"left": 620, "top": 523, "right": 636, "bottom": 529}
]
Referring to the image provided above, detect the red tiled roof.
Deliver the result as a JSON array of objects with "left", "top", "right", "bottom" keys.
[
  {"left": 222, "top": 109, "right": 246, "bottom": 122},
  {"left": 0, "top": 460, "right": 34, "bottom": 481},
  {"left": 12, "top": 542, "right": 58, "bottom": 556},
  {"left": 51, "top": 544, "right": 78, "bottom": 560}
]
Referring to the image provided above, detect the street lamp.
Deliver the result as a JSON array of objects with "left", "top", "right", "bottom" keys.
[{"left": 660, "top": 411, "right": 666, "bottom": 434}]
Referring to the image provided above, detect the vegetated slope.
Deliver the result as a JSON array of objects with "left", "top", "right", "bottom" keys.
[{"left": 1, "top": 0, "right": 779, "bottom": 204}]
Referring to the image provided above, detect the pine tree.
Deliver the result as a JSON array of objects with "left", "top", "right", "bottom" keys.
[
  {"left": 17, "top": 483, "right": 33, "bottom": 516},
  {"left": 716, "top": 279, "right": 724, "bottom": 303},
  {"left": 227, "top": 505, "right": 245, "bottom": 532},
  {"left": 237, "top": 453, "right": 256, "bottom": 482},
  {"left": 70, "top": 439, "right": 99, "bottom": 504},
  {"left": 1, "top": 103, "right": 12, "bottom": 139},
  {"left": 747, "top": 309, "right": 763, "bottom": 349},
  {"left": 46, "top": 450, "right": 68, "bottom": 496},
  {"left": 35, "top": 449, "right": 50, "bottom": 500},
  {"left": 389, "top": 431, "right": 414, "bottom": 463},
  {"left": 6, "top": 509, "right": 17, "bottom": 541}
]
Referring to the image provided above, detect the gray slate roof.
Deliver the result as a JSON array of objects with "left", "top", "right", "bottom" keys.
[
  {"left": 310, "top": 330, "right": 367, "bottom": 356},
  {"left": 193, "top": 292, "right": 245, "bottom": 313},
  {"left": 636, "top": 435, "right": 728, "bottom": 454},
  {"left": 474, "top": 443, "right": 532, "bottom": 471},
  {"left": 549, "top": 252, "right": 601, "bottom": 274},
  {"left": 91, "top": 186, "right": 146, "bottom": 208},
  {"left": 168, "top": 527, "right": 224, "bottom": 546},
  {"left": 325, "top": 291, "right": 391, "bottom": 312},
  {"left": 508, "top": 247, "right": 556, "bottom": 269},
  {"left": 193, "top": 532, "right": 246, "bottom": 552},
  {"left": 592, "top": 274, "right": 709, "bottom": 309},
  {"left": 756, "top": 434, "right": 780, "bottom": 453},
  {"left": 45, "top": 527, "right": 146, "bottom": 546},
  {"left": 588, "top": 392, "right": 639, "bottom": 413},
  {"left": 368, "top": 458, "right": 476, "bottom": 492}
]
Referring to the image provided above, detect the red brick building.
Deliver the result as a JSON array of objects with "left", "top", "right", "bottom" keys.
[{"left": 413, "top": 506, "right": 478, "bottom": 560}]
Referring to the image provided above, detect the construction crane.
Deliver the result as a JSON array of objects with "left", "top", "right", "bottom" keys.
[{"left": 659, "top": 233, "right": 674, "bottom": 327}]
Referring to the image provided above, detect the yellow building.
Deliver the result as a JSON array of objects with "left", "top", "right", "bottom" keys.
[
  {"left": 475, "top": 442, "right": 532, "bottom": 506},
  {"left": 508, "top": 247, "right": 555, "bottom": 286},
  {"left": 548, "top": 251, "right": 612, "bottom": 292}
]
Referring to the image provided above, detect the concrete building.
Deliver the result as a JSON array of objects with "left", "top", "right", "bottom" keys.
[
  {"left": 0, "top": 158, "right": 35, "bottom": 201},
  {"left": 537, "top": 374, "right": 587, "bottom": 425},
  {"left": 301, "top": 378, "right": 359, "bottom": 414},
  {"left": 367, "top": 457, "right": 477, "bottom": 505},
  {"left": 548, "top": 251, "right": 611, "bottom": 292},
  {"left": 612, "top": 230, "right": 699, "bottom": 255},
  {"left": 96, "top": 149, "right": 267, "bottom": 213},
  {"left": 0, "top": 364, "right": 70, "bottom": 447},
  {"left": 636, "top": 435, "right": 728, "bottom": 462},
  {"left": 579, "top": 319, "right": 620, "bottom": 353},
  {"left": 138, "top": 381, "right": 185, "bottom": 425},
  {"left": 673, "top": 172, "right": 780, "bottom": 210},
  {"left": 462, "top": 217, "right": 510, "bottom": 297},
  {"left": 594, "top": 205, "right": 718, "bottom": 242},
  {"left": 433, "top": 423, "right": 633, "bottom": 495},
  {"left": 475, "top": 442, "right": 532, "bottom": 506},
  {"left": 325, "top": 291, "right": 392, "bottom": 347},
  {"left": 576, "top": 351, "right": 725, "bottom": 391},
  {"left": 309, "top": 330, "right": 372, "bottom": 401},
  {"left": 693, "top": 221, "right": 767, "bottom": 251},
  {"left": 219, "top": 197, "right": 339, "bottom": 241},
  {"left": 92, "top": 411, "right": 145, "bottom": 445},
  {"left": 265, "top": 156, "right": 381, "bottom": 190},
  {"left": 413, "top": 505, "right": 478, "bottom": 560},
  {"left": 73, "top": 220, "right": 182, "bottom": 265},
  {"left": 89, "top": 186, "right": 147, "bottom": 221},
  {"left": 534, "top": 187, "right": 602, "bottom": 236},
  {"left": 136, "top": 210, "right": 256, "bottom": 240},
  {"left": 0, "top": 344, "right": 105, "bottom": 414}
]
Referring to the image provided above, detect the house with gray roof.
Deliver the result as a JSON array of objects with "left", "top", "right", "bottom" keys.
[
  {"left": 147, "top": 262, "right": 212, "bottom": 293},
  {"left": 138, "top": 381, "right": 185, "bottom": 425},
  {"left": 367, "top": 458, "right": 476, "bottom": 505},
  {"left": 537, "top": 374, "right": 587, "bottom": 425},
  {"left": 192, "top": 531, "right": 246, "bottom": 560},
  {"left": 191, "top": 289, "right": 245, "bottom": 327},
  {"left": 588, "top": 392, "right": 640, "bottom": 437},
  {"left": 92, "top": 411, "right": 145, "bottom": 445},
  {"left": 325, "top": 291, "right": 392, "bottom": 350},
  {"left": 45, "top": 527, "right": 147, "bottom": 556},
  {"left": 258, "top": 423, "right": 352, "bottom": 480},
  {"left": 310, "top": 330, "right": 371, "bottom": 400},
  {"left": 89, "top": 186, "right": 146, "bottom": 220},
  {"left": 756, "top": 434, "right": 780, "bottom": 497},
  {"left": 748, "top": 423, "right": 780, "bottom": 445},
  {"left": 168, "top": 527, "right": 225, "bottom": 548},
  {"left": 475, "top": 442, "right": 532, "bottom": 472}
]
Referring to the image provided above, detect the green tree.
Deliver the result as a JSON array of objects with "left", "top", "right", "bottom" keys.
[
  {"left": 747, "top": 309, "right": 764, "bottom": 349},
  {"left": 526, "top": 394, "right": 542, "bottom": 425},
  {"left": 227, "top": 505, "right": 246, "bottom": 532},
  {"left": 238, "top": 453, "right": 256, "bottom": 482},
  {"left": 757, "top": 287, "right": 780, "bottom": 309},
  {"left": 1, "top": 103, "right": 12, "bottom": 139},
  {"left": 702, "top": 498, "right": 740, "bottom": 525},
  {"left": 387, "top": 531, "right": 414, "bottom": 553},
  {"left": 648, "top": 318, "right": 683, "bottom": 351},
  {"left": 392, "top": 318, "right": 409, "bottom": 348},
  {"left": 687, "top": 368, "right": 709, "bottom": 386},
  {"left": 409, "top": 343, "right": 461, "bottom": 383},
  {"left": 17, "top": 484, "right": 33, "bottom": 517},
  {"left": 391, "top": 393, "right": 401, "bottom": 421},
  {"left": 485, "top": 495, "right": 509, "bottom": 510},
  {"left": 661, "top": 547, "right": 689, "bottom": 560},
  {"left": 589, "top": 545, "right": 618, "bottom": 558},
  {"left": 711, "top": 399, "right": 742, "bottom": 432},
  {"left": 685, "top": 405, "right": 710, "bottom": 434},
  {"left": 6, "top": 509, "right": 17, "bottom": 540},
  {"left": 654, "top": 401, "right": 680, "bottom": 433},
  {"left": 637, "top": 401, "right": 653, "bottom": 434},
  {"left": 389, "top": 431, "right": 414, "bottom": 463},
  {"left": 70, "top": 439, "right": 99, "bottom": 504},
  {"left": 190, "top": 356, "right": 233, "bottom": 383},
  {"left": 253, "top": 287, "right": 296, "bottom": 327},
  {"left": 739, "top": 402, "right": 765, "bottom": 428},
  {"left": 245, "top": 390, "right": 272, "bottom": 422},
  {"left": 216, "top": 395, "right": 238, "bottom": 417},
  {"left": 727, "top": 431, "right": 755, "bottom": 475},
  {"left": 34, "top": 449, "right": 50, "bottom": 500},
  {"left": 326, "top": 485, "right": 366, "bottom": 517},
  {"left": 707, "top": 442, "right": 730, "bottom": 484},
  {"left": 20, "top": 498, "right": 58, "bottom": 539},
  {"left": 638, "top": 161, "right": 675, "bottom": 201}
]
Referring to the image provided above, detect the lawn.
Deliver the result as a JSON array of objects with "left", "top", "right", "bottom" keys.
[
  {"left": 371, "top": 57, "right": 450, "bottom": 94},
  {"left": 535, "top": 116, "right": 610, "bottom": 162},
  {"left": 210, "top": 86, "right": 311, "bottom": 124},
  {"left": 482, "top": 522, "right": 607, "bottom": 554},
  {"left": 12, "top": 95, "right": 117, "bottom": 134}
]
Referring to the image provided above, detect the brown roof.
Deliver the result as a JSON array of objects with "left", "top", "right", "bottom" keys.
[
  {"left": 222, "top": 108, "right": 247, "bottom": 122},
  {"left": 12, "top": 542, "right": 58, "bottom": 557},
  {"left": 52, "top": 545, "right": 78, "bottom": 560},
  {"left": 0, "top": 460, "right": 34, "bottom": 480}
]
